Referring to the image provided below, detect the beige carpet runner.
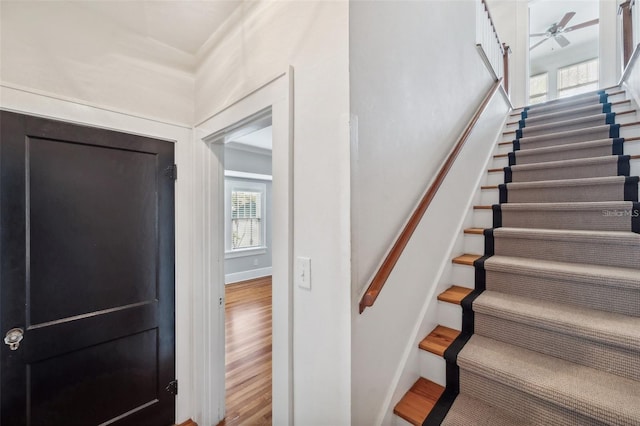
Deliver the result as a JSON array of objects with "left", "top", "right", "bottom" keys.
[{"left": 435, "top": 91, "right": 640, "bottom": 425}]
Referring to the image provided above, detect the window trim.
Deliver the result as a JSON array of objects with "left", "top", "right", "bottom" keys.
[
  {"left": 224, "top": 178, "right": 268, "bottom": 258},
  {"left": 529, "top": 72, "right": 548, "bottom": 104},
  {"left": 556, "top": 58, "right": 599, "bottom": 95}
]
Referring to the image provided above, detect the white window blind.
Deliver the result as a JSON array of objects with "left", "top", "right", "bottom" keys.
[
  {"left": 529, "top": 72, "right": 548, "bottom": 105},
  {"left": 557, "top": 58, "right": 599, "bottom": 98},
  {"left": 231, "top": 190, "right": 262, "bottom": 249}
]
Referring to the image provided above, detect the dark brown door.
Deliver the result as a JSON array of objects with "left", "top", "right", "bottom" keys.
[{"left": 1, "top": 111, "right": 176, "bottom": 425}]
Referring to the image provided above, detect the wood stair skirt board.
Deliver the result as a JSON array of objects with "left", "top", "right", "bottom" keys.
[{"left": 396, "top": 86, "right": 640, "bottom": 425}]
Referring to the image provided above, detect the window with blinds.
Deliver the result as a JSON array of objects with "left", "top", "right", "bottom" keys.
[
  {"left": 529, "top": 72, "right": 548, "bottom": 105},
  {"left": 557, "top": 58, "right": 599, "bottom": 98},
  {"left": 231, "top": 190, "right": 262, "bottom": 249}
]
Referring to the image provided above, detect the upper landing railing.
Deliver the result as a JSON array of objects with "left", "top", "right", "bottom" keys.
[{"left": 476, "top": 0, "right": 511, "bottom": 94}]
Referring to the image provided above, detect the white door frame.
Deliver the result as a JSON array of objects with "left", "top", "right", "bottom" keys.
[{"left": 194, "top": 68, "right": 294, "bottom": 426}]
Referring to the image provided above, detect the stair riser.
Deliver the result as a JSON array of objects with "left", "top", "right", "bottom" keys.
[
  {"left": 489, "top": 157, "right": 508, "bottom": 169},
  {"left": 463, "top": 233, "right": 484, "bottom": 254},
  {"left": 501, "top": 180, "right": 639, "bottom": 203},
  {"left": 491, "top": 235, "right": 639, "bottom": 269},
  {"left": 486, "top": 171, "right": 504, "bottom": 186},
  {"left": 419, "top": 351, "right": 446, "bottom": 388},
  {"left": 485, "top": 268, "right": 640, "bottom": 317},
  {"left": 438, "top": 301, "right": 463, "bottom": 331},
  {"left": 475, "top": 313, "right": 640, "bottom": 382},
  {"left": 620, "top": 123, "right": 640, "bottom": 138},
  {"left": 480, "top": 188, "right": 499, "bottom": 205},
  {"left": 497, "top": 206, "right": 638, "bottom": 232},
  {"left": 472, "top": 208, "right": 493, "bottom": 228},
  {"left": 451, "top": 263, "right": 474, "bottom": 285},
  {"left": 458, "top": 370, "right": 612, "bottom": 426}
]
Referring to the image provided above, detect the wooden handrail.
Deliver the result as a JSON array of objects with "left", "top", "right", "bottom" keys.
[
  {"left": 619, "top": 1, "right": 634, "bottom": 68},
  {"left": 359, "top": 78, "right": 504, "bottom": 314}
]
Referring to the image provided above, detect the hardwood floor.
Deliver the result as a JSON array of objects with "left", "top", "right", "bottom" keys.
[{"left": 220, "top": 276, "right": 272, "bottom": 426}]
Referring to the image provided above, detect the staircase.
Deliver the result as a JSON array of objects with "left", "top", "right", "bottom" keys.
[{"left": 393, "top": 87, "right": 640, "bottom": 425}]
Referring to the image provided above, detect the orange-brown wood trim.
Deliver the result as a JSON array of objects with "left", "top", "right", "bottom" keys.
[
  {"left": 177, "top": 419, "right": 198, "bottom": 426},
  {"left": 358, "top": 79, "right": 504, "bottom": 314}
]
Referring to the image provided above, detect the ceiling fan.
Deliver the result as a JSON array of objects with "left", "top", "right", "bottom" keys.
[{"left": 530, "top": 12, "right": 599, "bottom": 51}]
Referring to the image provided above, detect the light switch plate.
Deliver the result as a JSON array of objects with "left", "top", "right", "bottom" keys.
[{"left": 296, "top": 257, "right": 311, "bottom": 290}]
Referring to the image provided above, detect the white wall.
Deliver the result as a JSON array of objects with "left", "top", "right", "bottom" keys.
[
  {"left": 349, "top": 1, "right": 497, "bottom": 424},
  {"left": 195, "top": 1, "right": 352, "bottom": 425},
  {"left": 0, "top": 1, "right": 194, "bottom": 125}
]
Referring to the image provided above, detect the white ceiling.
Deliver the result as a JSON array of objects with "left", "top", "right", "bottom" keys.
[
  {"left": 232, "top": 126, "right": 273, "bottom": 151},
  {"left": 77, "top": 1, "right": 242, "bottom": 55},
  {"left": 529, "top": 0, "right": 599, "bottom": 61}
]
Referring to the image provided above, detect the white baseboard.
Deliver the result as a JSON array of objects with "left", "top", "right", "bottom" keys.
[{"left": 225, "top": 267, "right": 273, "bottom": 284}]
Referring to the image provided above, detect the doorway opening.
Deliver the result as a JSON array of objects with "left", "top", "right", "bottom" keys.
[
  {"left": 196, "top": 71, "right": 293, "bottom": 426},
  {"left": 529, "top": 0, "right": 600, "bottom": 104},
  {"left": 222, "top": 117, "right": 274, "bottom": 425}
]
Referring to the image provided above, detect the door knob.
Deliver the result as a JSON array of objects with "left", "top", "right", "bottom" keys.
[{"left": 4, "top": 328, "right": 24, "bottom": 350}]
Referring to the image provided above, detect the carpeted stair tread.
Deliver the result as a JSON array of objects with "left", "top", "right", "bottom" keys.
[
  {"left": 485, "top": 255, "right": 640, "bottom": 291},
  {"left": 519, "top": 103, "right": 612, "bottom": 127},
  {"left": 500, "top": 176, "right": 639, "bottom": 203},
  {"left": 441, "top": 394, "right": 533, "bottom": 426},
  {"left": 510, "top": 138, "right": 623, "bottom": 165},
  {"left": 524, "top": 94, "right": 609, "bottom": 116},
  {"left": 515, "top": 124, "right": 617, "bottom": 150},
  {"left": 483, "top": 255, "right": 640, "bottom": 317},
  {"left": 507, "top": 154, "right": 628, "bottom": 183},
  {"left": 472, "top": 292, "right": 640, "bottom": 382},
  {"left": 473, "top": 291, "right": 640, "bottom": 351},
  {"left": 496, "top": 201, "right": 639, "bottom": 232},
  {"left": 457, "top": 335, "right": 640, "bottom": 425},
  {"left": 490, "top": 227, "right": 640, "bottom": 268},
  {"left": 519, "top": 113, "right": 614, "bottom": 138}
]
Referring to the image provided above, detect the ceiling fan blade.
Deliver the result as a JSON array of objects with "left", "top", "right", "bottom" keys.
[
  {"left": 530, "top": 32, "right": 548, "bottom": 37},
  {"left": 530, "top": 37, "right": 550, "bottom": 51},
  {"left": 564, "top": 18, "right": 599, "bottom": 32},
  {"left": 558, "top": 11, "right": 576, "bottom": 28},
  {"left": 555, "top": 34, "right": 571, "bottom": 48}
]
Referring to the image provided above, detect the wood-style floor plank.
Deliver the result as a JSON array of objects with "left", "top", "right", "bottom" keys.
[{"left": 219, "top": 276, "right": 272, "bottom": 426}]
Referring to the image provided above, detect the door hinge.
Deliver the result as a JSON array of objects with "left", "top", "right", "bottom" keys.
[
  {"left": 164, "top": 164, "right": 177, "bottom": 180},
  {"left": 165, "top": 380, "right": 178, "bottom": 396},
  {"left": 219, "top": 297, "right": 223, "bottom": 307}
]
